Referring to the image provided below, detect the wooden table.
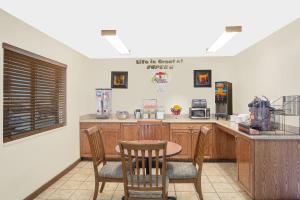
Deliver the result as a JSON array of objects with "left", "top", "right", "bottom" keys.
[{"left": 115, "top": 140, "right": 182, "bottom": 158}]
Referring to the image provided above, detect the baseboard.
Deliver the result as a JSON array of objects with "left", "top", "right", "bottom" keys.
[{"left": 24, "top": 158, "right": 81, "bottom": 200}]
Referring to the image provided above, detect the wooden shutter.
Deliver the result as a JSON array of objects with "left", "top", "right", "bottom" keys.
[{"left": 3, "top": 43, "right": 67, "bottom": 143}]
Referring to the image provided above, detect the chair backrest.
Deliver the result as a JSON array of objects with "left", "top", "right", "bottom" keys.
[
  {"left": 119, "top": 140, "right": 168, "bottom": 199},
  {"left": 138, "top": 121, "right": 163, "bottom": 140},
  {"left": 84, "top": 126, "right": 106, "bottom": 174},
  {"left": 193, "top": 126, "right": 211, "bottom": 167}
]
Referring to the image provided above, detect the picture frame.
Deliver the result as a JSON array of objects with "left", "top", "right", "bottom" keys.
[
  {"left": 111, "top": 71, "right": 128, "bottom": 89},
  {"left": 193, "top": 70, "right": 212, "bottom": 87}
]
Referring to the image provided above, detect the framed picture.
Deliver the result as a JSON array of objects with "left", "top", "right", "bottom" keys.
[
  {"left": 194, "top": 70, "right": 212, "bottom": 87},
  {"left": 111, "top": 71, "right": 128, "bottom": 88}
]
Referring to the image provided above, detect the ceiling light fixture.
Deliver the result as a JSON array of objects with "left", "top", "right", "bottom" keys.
[
  {"left": 101, "top": 30, "right": 130, "bottom": 54},
  {"left": 207, "top": 26, "right": 242, "bottom": 53}
]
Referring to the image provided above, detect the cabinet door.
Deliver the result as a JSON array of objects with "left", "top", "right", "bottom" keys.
[
  {"left": 80, "top": 130, "right": 91, "bottom": 158},
  {"left": 98, "top": 123, "right": 120, "bottom": 159},
  {"left": 100, "top": 129, "right": 120, "bottom": 158},
  {"left": 214, "top": 125, "right": 236, "bottom": 160},
  {"left": 191, "top": 129, "right": 213, "bottom": 159},
  {"left": 121, "top": 123, "right": 139, "bottom": 141},
  {"left": 138, "top": 123, "right": 163, "bottom": 140},
  {"left": 170, "top": 129, "right": 192, "bottom": 160},
  {"left": 236, "top": 136, "right": 253, "bottom": 196},
  {"left": 161, "top": 123, "right": 170, "bottom": 141}
]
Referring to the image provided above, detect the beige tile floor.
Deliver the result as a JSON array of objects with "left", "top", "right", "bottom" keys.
[{"left": 34, "top": 161, "right": 251, "bottom": 200}]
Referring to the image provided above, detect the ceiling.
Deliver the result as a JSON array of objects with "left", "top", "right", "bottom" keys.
[{"left": 1, "top": 0, "right": 300, "bottom": 58}]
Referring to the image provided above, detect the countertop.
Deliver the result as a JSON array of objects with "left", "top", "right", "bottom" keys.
[{"left": 80, "top": 114, "right": 300, "bottom": 140}]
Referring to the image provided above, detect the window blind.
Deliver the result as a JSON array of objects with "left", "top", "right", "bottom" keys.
[{"left": 3, "top": 43, "right": 66, "bottom": 143}]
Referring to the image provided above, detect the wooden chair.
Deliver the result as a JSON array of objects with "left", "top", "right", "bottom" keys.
[
  {"left": 166, "top": 126, "right": 211, "bottom": 200},
  {"left": 138, "top": 121, "right": 163, "bottom": 140},
  {"left": 119, "top": 140, "right": 168, "bottom": 200},
  {"left": 85, "top": 126, "right": 123, "bottom": 200}
]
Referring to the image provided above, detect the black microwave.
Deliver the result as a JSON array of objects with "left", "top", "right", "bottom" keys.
[{"left": 189, "top": 108, "right": 210, "bottom": 119}]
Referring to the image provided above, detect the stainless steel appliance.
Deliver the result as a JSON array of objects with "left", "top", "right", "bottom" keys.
[
  {"left": 189, "top": 99, "right": 210, "bottom": 119},
  {"left": 192, "top": 99, "right": 207, "bottom": 108},
  {"left": 96, "top": 88, "right": 112, "bottom": 119},
  {"left": 189, "top": 108, "right": 210, "bottom": 119},
  {"left": 215, "top": 81, "right": 232, "bottom": 120}
]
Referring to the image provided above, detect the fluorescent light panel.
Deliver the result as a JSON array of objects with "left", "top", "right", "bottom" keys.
[
  {"left": 101, "top": 30, "right": 130, "bottom": 54},
  {"left": 207, "top": 26, "right": 242, "bottom": 53}
]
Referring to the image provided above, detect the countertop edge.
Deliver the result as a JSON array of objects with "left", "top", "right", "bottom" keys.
[{"left": 79, "top": 116, "right": 300, "bottom": 140}]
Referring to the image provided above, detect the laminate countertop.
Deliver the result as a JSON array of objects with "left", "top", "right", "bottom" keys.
[{"left": 80, "top": 114, "right": 300, "bottom": 140}]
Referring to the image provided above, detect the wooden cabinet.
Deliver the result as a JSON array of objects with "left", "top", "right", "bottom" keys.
[
  {"left": 80, "top": 121, "right": 212, "bottom": 161},
  {"left": 170, "top": 129, "right": 192, "bottom": 160},
  {"left": 121, "top": 123, "right": 139, "bottom": 141},
  {"left": 236, "top": 135, "right": 253, "bottom": 197},
  {"left": 121, "top": 122, "right": 170, "bottom": 141},
  {"left": 161, "top": 123, "right": 170, "bottom": 141},
  {"left": 137, "top": 121, "right": 170, "bottom": 140},
  {"left": 80, "top": 122, "right": 97, "bottom": 158},
  {"left": 213, "top": 124, "right": 236, "bottom": 160},
  {"left": 98, "top": 123, "right": 121, "bottom": 159},
  {"left": 170, "top": 123, "right": 212, "bottom": 160},
  {"left": 80, "top": 129, "right": 91, "bottom": 158},
  {"left": 80, "top": 122, "right": 120, "bottom": 159}
]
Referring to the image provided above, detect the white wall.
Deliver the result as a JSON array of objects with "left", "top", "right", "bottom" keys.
[
  {"left": 0, "top": 9, "right": 88, "bottom": 200},
  {"left": 83, "top": 57, "right": 236, "bottom": 115},
  {"left": 234, "top": 18, "right": 300, "bottom": 113}
]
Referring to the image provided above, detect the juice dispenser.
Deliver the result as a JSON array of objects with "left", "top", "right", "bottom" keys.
[{"left": 215, "top": 81, "right": 232, "bottom": 120}]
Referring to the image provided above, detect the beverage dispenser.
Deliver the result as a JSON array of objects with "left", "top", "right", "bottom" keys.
[
  {"left": 215, "top": 81, "right": 232, "bottom": 119},
  {"left": 96, "top": 88, "right": 112, "bottom": 119}
]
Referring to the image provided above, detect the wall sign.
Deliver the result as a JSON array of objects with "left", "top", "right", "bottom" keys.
[
  {"left": 151, "top": 71, "right": 169, "bottom": 84},
  {"left": 136, "top": 58, "right": 183, "bottom": 70},
  {"left": 136, "top": 58, "right": 184, "bottom": 92}
]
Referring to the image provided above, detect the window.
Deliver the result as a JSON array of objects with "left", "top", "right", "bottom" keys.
[{"left": 3, "top": 43, "right": 66, "bottom": 143}]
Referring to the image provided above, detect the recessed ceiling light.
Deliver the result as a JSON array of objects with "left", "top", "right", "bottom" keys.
[
  {"left": 207, "top": 26, "right": 242, "bottom": 53},
  {"left": 101, "top": 30, "right": 130, "bottom": 55}
]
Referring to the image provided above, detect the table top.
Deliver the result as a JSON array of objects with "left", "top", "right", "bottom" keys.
[{"left": 115, "top": 140, "right": 182, "bottom": 157}]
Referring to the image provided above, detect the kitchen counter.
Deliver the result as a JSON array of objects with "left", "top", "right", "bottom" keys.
[{"left": 80, "top": 114, "right": 300, "bottom": 140}]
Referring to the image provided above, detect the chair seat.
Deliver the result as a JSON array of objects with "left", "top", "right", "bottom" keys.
[
  {"left": 99, "top": 162, "right": 123, "bottom": 179},
  {"left": 128, "top": 176, "right": 169, "bottom": 199},
  {"left": 167, "top": 162, "right": 197, "bottom": 180}
]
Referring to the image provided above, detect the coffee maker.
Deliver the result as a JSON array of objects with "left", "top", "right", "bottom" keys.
[{"left": 215, "top": 81, "right": 232, "bottom": 120}]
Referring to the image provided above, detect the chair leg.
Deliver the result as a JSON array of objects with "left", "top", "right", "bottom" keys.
[
  {"left": 100, "top": 182, "right": 106, "bottom": 193},
  {"left": 194, "top": 182, "right": 203, "bottom": 200},
  {"left": 93, "top": 181, "right": 99, "bottom": 200}
]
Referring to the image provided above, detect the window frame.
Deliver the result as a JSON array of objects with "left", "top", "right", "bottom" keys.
[{"left": 2, "top": 43, "right": 67, "bottom": 143}]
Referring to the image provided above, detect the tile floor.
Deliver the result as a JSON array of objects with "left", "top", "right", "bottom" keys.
[{"left": 34, "top": 161, "right": 251, "bottom": 200}]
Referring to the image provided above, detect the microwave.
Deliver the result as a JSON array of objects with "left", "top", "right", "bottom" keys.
[{"left": 189, "top": 108, "right": 210, "bottom": 119}]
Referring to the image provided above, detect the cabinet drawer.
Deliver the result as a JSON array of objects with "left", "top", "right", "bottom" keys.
[
  {"left": 99, "top": 123, "right": 121, "bottom": 130},
  {"left": 80, "top": 122, "right": 121, "bottom": 131},
  {"left": 80, "top": 122, "right": 98, "bottom": 129},
  {"left": 170, "top": 123, "right": 212, "bottom": 130}
]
